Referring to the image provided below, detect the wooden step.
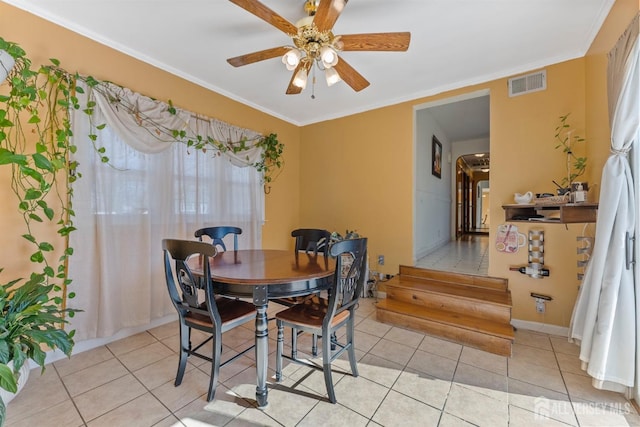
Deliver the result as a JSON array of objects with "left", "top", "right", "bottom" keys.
[
  {"left": 398, "top": 265, "right": 508, "bottom": 291},
  {"left": 376, "top": 267, "right": 513, "bottom": 356},
  {"left": 385, "top": 276, "right": 511, "bottom": 323},
  {"left": 376, "top": 299, "right": 514, "bottom": 356}
]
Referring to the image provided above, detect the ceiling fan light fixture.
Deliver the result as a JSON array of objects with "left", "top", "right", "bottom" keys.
[
  {"left": 325, "top": 67, "right": 341, "bottom": 86},
  {"left": 320, "top": 45, "right": 338, "bottom": 68},
  {"left": 227, "top": 0, "right": 411, "bottom": 95},
  {"left": 292, "top": 67, "right": 308, "bottom": 89},
  {"left": 282, "top": 48, "right": 302, "bottom": 71}
]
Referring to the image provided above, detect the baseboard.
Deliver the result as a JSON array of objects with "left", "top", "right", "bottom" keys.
[
  {"left": 414, "top": 239, "right": 451, "bottom": 263},
  {"left": 511, "top": 318, "right": 569, "bottom": 337}
]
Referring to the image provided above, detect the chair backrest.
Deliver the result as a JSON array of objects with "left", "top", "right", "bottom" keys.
[
  {"left": 292, "top": 228, "right": 331, "bottom": 268},
  {"left": 292, "top": 228, "right": 331, "bottom": 255},
  {"left": 194, "top": 226, "right": 242, "bottom": 252},
  {"left": 325, "top": 237, "right": 368, "bottom": 324},
  {"left": 162, "top": 239, "right": 222, "bottom": 327}
]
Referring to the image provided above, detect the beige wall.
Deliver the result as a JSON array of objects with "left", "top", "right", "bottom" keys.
[
  {"left": 1, "top": 1, "right": 638, "bottom": 327},
  {"left": 300, "top": 59, "right": 588, "bottom": 325},
  {"left": 299, "top": 105, "right": 415, "bottom": 271}
]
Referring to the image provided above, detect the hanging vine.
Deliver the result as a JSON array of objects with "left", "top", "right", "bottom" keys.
[{"left": 71, "top": 75, "right": 285, "bottom": 187}]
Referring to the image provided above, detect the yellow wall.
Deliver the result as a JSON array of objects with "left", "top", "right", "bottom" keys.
[
  {"left": 301, "top": 60, "right": 588, "bottom": 325},
  {"left": 299, "top": 105, "right": 415, "bottom": 270},
  {"left": 1, "top": 1, "right": 638, "bottom": 327}
]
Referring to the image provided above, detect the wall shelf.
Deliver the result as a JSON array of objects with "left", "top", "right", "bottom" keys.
[{"left": 502, "top": 202, "right": 598, "bottom": 224}]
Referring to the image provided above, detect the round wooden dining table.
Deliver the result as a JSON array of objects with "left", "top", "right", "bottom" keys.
[{"left": 192, "top": 249, "right": 334, "bottom": 407}]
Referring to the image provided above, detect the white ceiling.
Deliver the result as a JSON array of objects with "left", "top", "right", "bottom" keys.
[{"left": 5, "top": 0, "right": 614, "bottom": 126}]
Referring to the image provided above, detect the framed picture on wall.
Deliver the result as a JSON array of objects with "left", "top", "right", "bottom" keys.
[{"left": 432, "top": 135, "right": 442, "bottom": 179}]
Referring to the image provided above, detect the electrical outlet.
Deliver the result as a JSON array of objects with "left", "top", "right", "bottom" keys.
[
  {"left": 535, "top": 299, "right": 545, "bottom": 313},
  {"left": 378, "top": 255, "right": 384, "bottom": 265}
]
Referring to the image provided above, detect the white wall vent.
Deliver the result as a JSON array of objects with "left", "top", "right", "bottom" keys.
[{"left": 508, "top": 70, "right": 546, "bottom": 97}]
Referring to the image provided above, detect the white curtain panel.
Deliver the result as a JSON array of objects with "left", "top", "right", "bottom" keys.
[
  {"left": 569, "top": 15, "right": 640, "bottom": 393},
  {"left": 67, "top": 82, "right": 264, "bottom": 341}
]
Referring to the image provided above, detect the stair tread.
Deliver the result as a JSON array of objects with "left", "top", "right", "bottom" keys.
[
  {"left": 387, "top": 277, "right": 512, "bottom": 306},
  {"left": 398, "top": 266, "right": 508, "bottom": 291},
  {"left": 376, "top": 298, "right": 514, "bottom": 340}
]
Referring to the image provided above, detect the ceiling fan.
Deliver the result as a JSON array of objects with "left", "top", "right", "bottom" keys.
[{"left": 227, "top": 0, "right": 411, "bottom": 95}]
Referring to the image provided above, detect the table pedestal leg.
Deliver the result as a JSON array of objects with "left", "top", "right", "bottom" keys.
[{"left": 254, "top": 293, "right": 269, "bottom": 408}]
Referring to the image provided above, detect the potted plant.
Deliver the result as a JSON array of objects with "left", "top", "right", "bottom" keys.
[
  {"left": 0, "top": 274, "right": 75, "bottom": 419},
  {"left": 554, "top": 113, "right": 587, "bottom": 192}
]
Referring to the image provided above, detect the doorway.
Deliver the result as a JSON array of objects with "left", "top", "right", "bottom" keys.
[
  {"left": 456, "top": 153, "right": 490, "bottom": 237},
  {"left": 414, "top": 91, "right": 490, "bottom": 270}
]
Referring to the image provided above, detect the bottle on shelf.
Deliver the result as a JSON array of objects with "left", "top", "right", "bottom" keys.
[{"left": 573, "top": 183, "right": 586, "bottom": 203}]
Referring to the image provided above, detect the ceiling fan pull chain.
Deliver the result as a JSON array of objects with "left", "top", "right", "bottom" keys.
[{"left": 311, "top": 65, "right": 317, "bottom": 99}]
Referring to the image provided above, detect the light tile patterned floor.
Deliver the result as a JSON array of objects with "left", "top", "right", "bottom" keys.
[
  {"left": 416, "top": 234, "right": 489, "bottom": 276},
  {"left": 5, "top": 297, "right": 639, "bottom": 427}
]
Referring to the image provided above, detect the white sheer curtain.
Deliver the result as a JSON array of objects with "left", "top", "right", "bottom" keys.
[
  {"left": 67, "top": 82, "right": 264, "bottom": 341},
  {"left": 569, "top": 14, "right": 640, "bottom": 393}
]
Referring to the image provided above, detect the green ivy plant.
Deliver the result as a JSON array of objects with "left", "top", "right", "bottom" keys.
[
  {"left": 0, "top": 37, "right": 78, "bottom": 425},
  {"left": 255, "top": 133, "right": 284, "bottom": 192},
  {"left": 554, "top": 113, "right": 587, "bottom": 187},
  {"left": 164, "top": 100, "right": 284, "bottom": 192}
]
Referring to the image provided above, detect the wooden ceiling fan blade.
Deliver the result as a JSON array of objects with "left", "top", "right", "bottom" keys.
[
  {"left": 227, "top": 46, "right": 290, "bottom": 67},
  {"left": 229, "top": 0, "right": 298, "bottom": 35},
  {"left": 334, "top": 58, "right": 369, "bottom": 92},
  {"left": 313, "top": 0, "right": 348, "bottom": 32},
  {"left": 339, "top": 32, "right": 411, "bottom": 51}
]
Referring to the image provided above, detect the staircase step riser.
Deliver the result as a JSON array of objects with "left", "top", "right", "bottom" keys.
[
  {"left": 377, "top": 309, "right": 512, "bottom": 357},
  {"left": 386, "top": 288, "right": 511, "bottom": 323},
  {"left": 398, "top": 265, "right": 507, "bottom": 291},
  {"left": 385, "top": 278, "right": 512, "bottom": 306},
  {"left": 376, "top": 299, "right": 514, "bottom": 339},
  {"left": 389, "top": 278, "right": 511, "bottom": 302}
]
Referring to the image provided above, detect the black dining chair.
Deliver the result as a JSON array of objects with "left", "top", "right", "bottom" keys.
[
  {"left": 273, "top": 228, "right": 331, "bottom": 308},
  {"left": 194, "top": 226, "right": 242, "bottom": 252},
  {"left": 292, "top": 228, "right": 331, "bottom": 269},
  {"left": 275, "top": 237, "right": 368, "bottom": 403},
  {"left": 162, "top": 239, "right": 256, "bottom": 401},
  {"left": 273, "top": 228, "right": 332, "bottom": 355}
]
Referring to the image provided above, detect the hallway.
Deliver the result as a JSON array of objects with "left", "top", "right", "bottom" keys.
[{"left": 415, "top": 235, "right": 489, "bottom": 276}]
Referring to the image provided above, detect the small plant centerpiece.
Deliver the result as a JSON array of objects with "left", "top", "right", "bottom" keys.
[
  {"left": 554, "top": 113, "right": 587, "bottom": 193},
  {"left": 330, "top": 229, "right": 360, "bottom": 243}
]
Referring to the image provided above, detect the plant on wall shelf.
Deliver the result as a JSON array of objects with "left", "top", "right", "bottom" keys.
[{"left": 554, "top": 113, "right": 587, "bottom": 188}]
